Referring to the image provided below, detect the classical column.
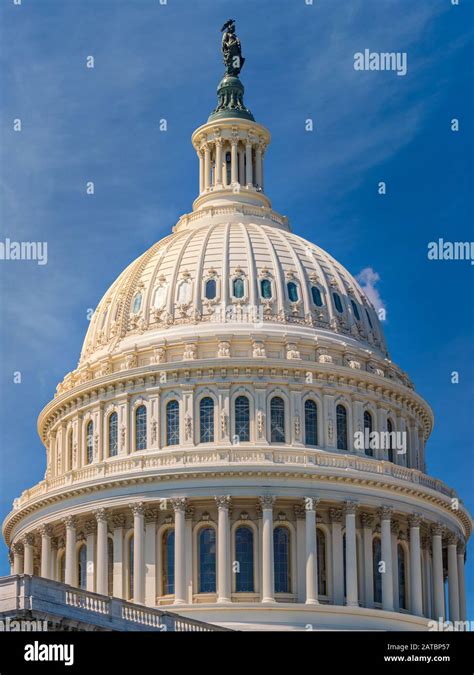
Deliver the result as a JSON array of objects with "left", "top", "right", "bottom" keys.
[
  {"left": 95, "top": 508, "right": 108, "bottom": 596},
  {"left": 130, "top": 502, "right": 145, "bottom": 604},
  {"left": 216, "top": 496, "right": 231, "bottom": 603},
  {"left": 238, "top": 146, "right": 245, "bottom": 185},
  {"left": 215, "top": 140, "right": 223, "bottom": 186},
  {"left": 23, "top": 535, "right": 34, "bottom": 575},
  {"left": 145, "top": 508, "right": 158, "bottom": 607},
  {"left": 391, "top": 521, "right": 400, "bottom": 611},
  {"left": 198, "top": 150, "right": 204, "bottom": 194},
  {"left": 112, "top": 514, "right": 125, "bottom": 599},
  {"left": 245, "top": 141, "right": 253, "bottom": 187},
  {"left": 255, "top": 144, "right": 263, "bottom": 188},
  {"left": 361, "top": 513, "right": 374, "bottom": 608},
  {"left": 294, "top": 505, "right": 306, "bottom": 603},
  {"left": 84, "top": 520, "right": 96, "bottom": 592},
  {"left": 64, "top": 516, "right": 77, "bottom": 587},
  {"left": 260, "top": 496, "right": 275, "bottom": 603},
  {"left": 379, "top": 507, "right": 394, "bottom": 611},
  {"left": 304, "top": 497, "right": 319, "bottom": 604},
  {"left": 185, "top": 505, "right": 194, "bottom": 603},
  {"left": 40, "top": 525, "right": 53, "bottom": 579},
  {"left": 171, "top": 498, "right": 187, "bottom": 605},
  {"left": 50, "top": 538, "right": 58, "bottom": 581},
  {"left": 431, "top": 523, "right": 445, "bottom": 620},
  {"left": 204, "top": 145, "right": 211, "bottom": 191},
  {"left": 344, "top": 501, "right": 358, "bottom": 607},
  {"left": 408, "top": 514, "right": 423, "bottom": 616},
  {"left": 330, "top": 508, "right": 344, "bottom": 605},
  {"left": 231, "top": 141, "right": 238, "bottom": 185},
  {"left": 447, "top": 534, "right": 460, "bottom": 622},
  {"left": 457, "top": 542, "right": 467, "bottom": 622},
  {"left": 422, "top": 536, "right": 433, "bottom": 619},
  {"left": 12, "top": 543, "right": 24, "bottom": 575}
]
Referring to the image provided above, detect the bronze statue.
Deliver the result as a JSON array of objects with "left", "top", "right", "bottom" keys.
[{"left": 221, "top": 19, "right": 245, "bottom": 77}]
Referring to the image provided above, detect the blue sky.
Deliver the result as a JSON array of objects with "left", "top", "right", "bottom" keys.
[{"left": 0, "top": 0, "right": 472, "bottom": 615}]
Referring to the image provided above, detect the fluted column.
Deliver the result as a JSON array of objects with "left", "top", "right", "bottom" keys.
[
  {"left": 50, "top": 538, "right": 58, "bottom": 581},
  {"left": 245, "top": 141, "right": 253, "bottom": 187},
  {"left": 145, "top": 508, "right": 158, "bottom": 607},
  {"left": 408, "top": 514, "right": 423, "bottom": 616},
  {"left": 215, "top": 140, "right": 223, "bottom": 186},
  {"left": 344, "top": 501, "right": 358, "bottom": 607},
  {"left": 391, "top": 521, "right": 400, "bottom": 611},
  {"left": 230, "top": 141, "right": 238, "bottom": 185},
  {"left": 255, "top": 145, "right": 263, "bottom": 188},
  {"left": 238, "top": 146, "right": 245, "bottom": 185},
  {"left": 95, "top": 508, "right": 108, "bottom": 596},
  {"left": 112, "top": 514, "right": 125, "bottom": 599},
  {"left": 64, "top": 516, "right": 77, "bottom": 587},
  {"left": 198, "top": 150, "right": 204, "bottom": 194},
  {"left": 171, "top": 498, "right": 187, "bottom": 605},
  {"left": 84, "top": 520, "right": 96, "bottom": 592},
  {"left": 432, "top": 523, "right": 445, "bottom": 620},
  {"left": 447, "top": 534, "right": 460, "bottom": 622},
  {"left": 12, "top": 543, "right": 24, "bottom": 575},
  {"left": 330, "top": 508, "right": 344, "bottom": 605},
  {"left": 379, "top": 506, "right": 394, "bottom": 611},
  {"left": 361, "top": 513, "right": 374, "bottom": 608},
  {"left": 216, "top": 496, "right": 232, "bottom": 603},
  {"left": 260, "top": 496, "right": 275, "bottom": 603},
  {"left": 22, "top": 534, "right": 34, "bottom": 575},
  {"left": 204, "top": 145, "right": 211, "bottom": 190},
  {"left": 130, "top": 503, "right": 145, "bottom": 604},
  {"left": 457, "top": 542, "right": 467, "bottom": 621},
  {"left": 422, "top": 536, "right": 432, "bottom": 618},
  {"left": 305, "top": 497, "right": 319, "bottom": 604},
  {"left": 40, "top": 525, "right": 53, "bottom": 579}
]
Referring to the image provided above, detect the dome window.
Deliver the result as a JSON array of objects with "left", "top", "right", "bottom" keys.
[
  {"left": 333, "top": 292, "right": 343, "bottom": 313},
  {"left": 287, "top": 281, "right": 299, "bottom": 302},
  {"left": 132, "top": 292, "right": 142, "bottom": 314},
  {"left": 350, "top": 299, "right": 361, "bottom": 321},
  {"left": 260, "top": 278, "right": 272, "bottom": 300},
  {"left": 311, "top": 286, "right": 323, "bottom": 307},
  {"left": 233, "top": 278, "right": 245, "bottom": 299},
  {"left": 205, "top": 278, "right": 217, "bottom": 300},
  {"left": 366, "top": 308, "right": 374, "bottom": 329}
]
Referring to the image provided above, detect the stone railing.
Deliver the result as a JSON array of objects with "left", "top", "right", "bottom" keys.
[
  {"left": 0, "top": 575, "right": 228, "bottom": 632},
  {"left": 11, "top": 447, "right": 457, "bottom": 512}
]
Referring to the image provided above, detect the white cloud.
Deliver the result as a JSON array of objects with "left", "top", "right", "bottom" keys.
[{"left": 356, "top": 267, "right": 386, "bottom": 314}]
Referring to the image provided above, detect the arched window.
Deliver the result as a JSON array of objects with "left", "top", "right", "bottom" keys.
[
  {"left": 336, "top": 404, "right": 348, "bottom": 450},
  {"left": 108, "top": 412, "right": 118, "bottom": 457},
  {"left": 311, "top": 286, "right": 323, "bottom": 307},
  {"left": 317, "top": 529, "right": 327, "bottom": 595},
  {"left": 398, "top": 544, "right": 407, "bottom": 609},
  {"left": 198, "top": 528, "right": 216, "bottom": 593},
  {"left": 333, "top": 292, "right": 343, "bottom": 313},
  {"left": 260, "top": 278, "right": 272, "bottom": 299},
  {"left": 304, "top": 399, "right": 318, "bottom": 446},
  {"left": 162, "top": 530, "right": 175, "bottom": 595},
  {"left": 107, "top": 538, "right": 114, "bottom": 596},
  {"left": 373, "top": 538, "right": 382, "bottom": 604},
  {"left": 67, "top": 430, "right": 73, "bottom": 471},
  {"left": 364, "top": 411, "right": 373, "bottom": 457},
  {"left": 205, "top": 278, "right": 216, "bottom": 300},
  {"left": 233, "top": 277, "right": 245, "bottom": 299},
  {"left": 226, "top": 151, "right": 231, "bottom": 184},
  {"left": 270, "top": 397, "right": 285, "bottom": 443},
  {"left": 135, "top": 405, "right": 147, "bottom": 451},
  {"left": 128, "top": 536, "right": 134, "bottom": 600},
  {"left": 287, "top": 281, "right": 299, "bottom": 302},
  {"left": 350, "top": 299, "right": 361, "bottom": 321},
  {"left": 166, "top": 400, "right": 180, "bottom": 446},
  {"left": 235, "top": 395, "right": 250, "bottom": 442},
  {"left": 387, "top": 418, "right": 394, "bottom": 463},
  {"left": 200, "top": 397, "right": 215, "bottom": 443},
  {"left": 78, "top": 544, "right": 87, "bottom": 590},
  {"left": 86, "top": 421, "right": 94, "bottom": 464},
  {"left": 235, "top": 526, "right": 254, "bottom": 592},
  {"left": 366, "top": 308, "right": 373, "bottom": 329},
  {"left": 132, "top": 292, "right": 142, "bottom": 313},
  {"left": 274, "top": 526, "right": 290, "bottom": 593}
]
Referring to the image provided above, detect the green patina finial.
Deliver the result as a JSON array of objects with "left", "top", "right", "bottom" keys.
[{"left": 208, "top": 20, "right": 254, "bottom": 122}]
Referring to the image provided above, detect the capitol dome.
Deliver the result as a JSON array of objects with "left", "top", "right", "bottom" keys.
[{"left": 3, "top": 24, "right": 470, "bottom": 632}]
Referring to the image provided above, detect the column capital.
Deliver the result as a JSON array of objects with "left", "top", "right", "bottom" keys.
[
  {"left": 408, "top": 513, "right": 423, "bottom": 528},
  {"left": 446, "top": 532, "right": 459, "bottom": 547},
  {"left": 185, "top": 505, "right": 195, "bottom": 521},
  {"left": 215, "top": 495, "right": 232, "bottom": 511},
  {"left": 344, "top": 501, "right": 358, "bottom": 516},
  {"left": 378, "top": 506, "right": 393, "bottom": 521},
  {"left": 304, "top": 497, "right": 320, "bottom": 512},
  {"left": 431, "top": 522, "right": 445, "bottom": 537},
  {"left": 144, "top": 508, "right": 159, "bottom": 524},
  {"left": 39, "top": 524, "right": 54, "bottom": 538},
  {"left": 63, "top": 515, "right": 77, "bottom": 530},
  {"left": 129, "top": 502, "right": 145, "bottom": 517},
  {"left": 294, "top": 504, "right": 306, "bottom": 520},
  {"left": 84, "top": 519, "right": 97, "bottom": 535},
  {"left": 23, "top": 533, "right": 35, "bottom": 547},
  {"left": 93, "top": 508, "right": 108, "bottom": 523},
  {"left": 170, "top": 497, "right": 187, "bottom": 513},
  {"left": 259, "top": 495, "right": 276, "bottom": 510},
  {"left": 329, "top": 508, "right": 343, "bottom": 523},
  {"left": 360, "top": 512, "right": 374, "bottom": 528},
  {"left": 111, "top": 513, "right": 126, "bottom": 529},
  {"left": 12, "top": 542, "right": 24, "bottom": 555},
  {"left": 457, "top": 540, "right": 466, "bottom": 555},
  {"left": 390, "top": 519, "right": 401, "bottom": 535}
]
